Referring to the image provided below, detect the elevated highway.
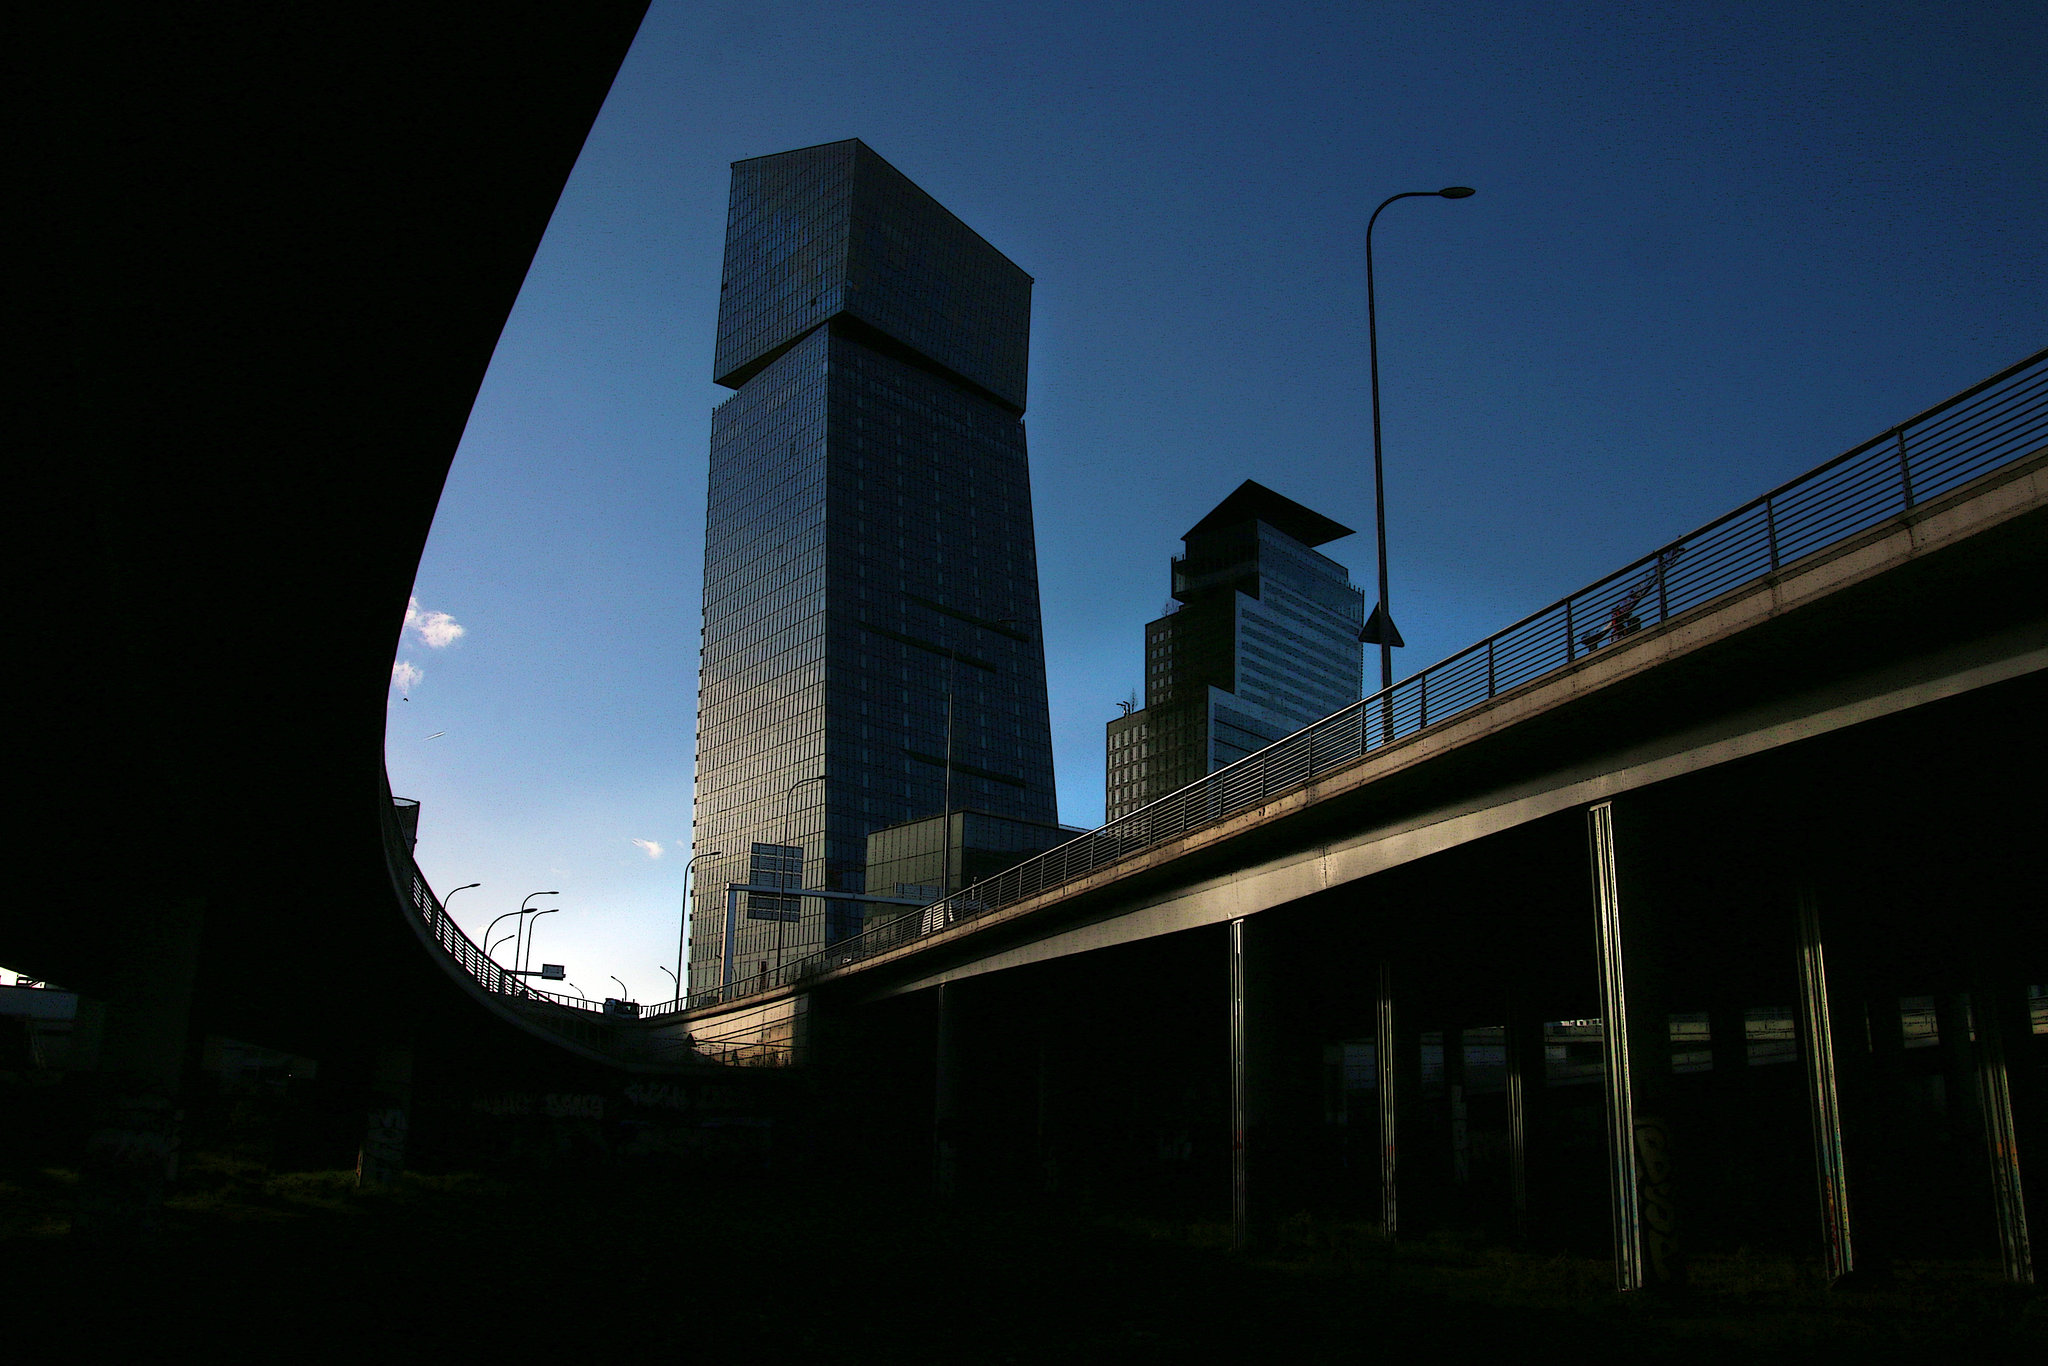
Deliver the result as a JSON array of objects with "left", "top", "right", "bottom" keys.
[{"left": 678, "top": 353, "right": 2046, "bottom": 1285}]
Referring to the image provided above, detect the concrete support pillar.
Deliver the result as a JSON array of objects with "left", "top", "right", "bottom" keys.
[
  {"left": 356, "top": 1044, "right": 413, "bottom": 1189},
  {"left": 74, "top": 894, "right": 206, "bottom": 1237},
  {"left": 1851, "top": 980, "right": 1907, "bottom": 1277},
  {"left": 1703, "top": 997, "right": 1758, "bottom": 1248},
  {"left": 934, "top": 980, "right": 959, "bottom": 1199},
  {"left": 1445, "top": 1026, "right": 1471, "bottom": 1192},
  {"left": 1708, "top": 1002, "right": 1747, "bottom": 1077},
  {"left": 1505, "top": 1007, "right": 1546, "bottom": 1240},
  {"left": 1374, "top": 958, "right": 1399, "bottom": 1237},
  {"left": 1795, "top": 889, "right": 1855, "bottom": 1281},
  {"left": 1587, "top": 799, "right": 1684, "bottom": 1291},
  {"left": 1969, "top": 978, "right": 2034, "bottom": 1284},
  {"left": 1225, "top": 914, "right": 1325, "bottom": 1244},
  {"left": 1035, "top": 1026, "right": 1056, "bottom": 1196},
  {"left": 1228, "top": 918, "right": 1247, "bottom": 1249}
]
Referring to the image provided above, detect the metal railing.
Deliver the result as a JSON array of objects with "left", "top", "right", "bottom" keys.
[
  {"left": 383, "top": 812, "right": 611, "bottom": 1016},
  {"left": 685, "top": 347, "right": 2046, "bottom": 1006}
]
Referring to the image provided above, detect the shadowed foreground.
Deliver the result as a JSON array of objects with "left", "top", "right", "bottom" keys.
[{"left": 4, "top": 1158, "right": 2040, "bottom": 1361}]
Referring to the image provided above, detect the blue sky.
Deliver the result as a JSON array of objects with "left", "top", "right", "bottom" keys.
[{"left": 383, "top": 0, "right": 2045, "bottom": 1004}]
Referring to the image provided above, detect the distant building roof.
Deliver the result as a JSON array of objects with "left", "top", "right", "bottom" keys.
[{"left": 1183, "top": 480, "right": 1354, "bottom": 548}]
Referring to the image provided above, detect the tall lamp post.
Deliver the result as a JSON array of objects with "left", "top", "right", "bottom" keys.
[
  {"left": 673, "top": 848, "right": 722, "bottom": 1005},
  {"left": 937, "top": 618, "right": 1019, "bottom": 903},
  {"left": 520, "top": 907, "right": 559, "bottom": 980},
  {"left": 775, "top": 776, "right": 825, "bottom": 974},
  {"left": 1363, "top": 186, "right": 1475, "bottom": 738},
  {"left": 443, "top": 881, "right": 480, "bottom": 928},
  {"left": 511, "top": 890, "right": 559, "bottom": 980}
]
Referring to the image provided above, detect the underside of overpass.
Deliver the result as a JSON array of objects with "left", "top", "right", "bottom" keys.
[
  {"left": 783, "top": 445, "right": 2045, "bottom": 1282},
  {"left": 802, "top": 667, "right": 2043, "bottom": 1282},
  {"left": 6, "top": 6, "right": 802, "bottom": 1205}
]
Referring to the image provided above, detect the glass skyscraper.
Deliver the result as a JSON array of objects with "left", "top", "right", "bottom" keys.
[
  {"left": 688, "top": 140, "right": 1058, "bottom": 995},
  {"left": 1105, "top": 482, "right": 1365, "bottom": 822}
]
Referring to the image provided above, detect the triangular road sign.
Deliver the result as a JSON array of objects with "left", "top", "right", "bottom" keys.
[{"left": 1360, "top": 603, "right": 1404, "bottom": 648}]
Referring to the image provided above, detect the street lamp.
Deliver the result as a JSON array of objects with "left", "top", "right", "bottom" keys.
[
  {"left": 482, "top": 910, "right": 523, "bottom": 964},
  {"left": 520, "top": 907, "right": 559, "bottom": 980},
  {"left": 609, "top": 974, "right": 630, "bottom": 1002},
  {"left": 444, "top": 881, "right": 480, "bottom": 928},
  {"left": 1363, "top": 186, "right": 1475, "bottom": 739},
  {"left": 938, "top": 618, "right": 1020, "bottom": 903},
  {"left": 776, "top": 777, "right": 826, "bottom": 974},
  {"left": 674, "top": 849, "right": 721, "bottom": 1005},
  {"left": 512, "top": 890, "right": 558, "bottom": 980},
  {"left": 658, "top": 965, "right": 679, "bottom": 999}
]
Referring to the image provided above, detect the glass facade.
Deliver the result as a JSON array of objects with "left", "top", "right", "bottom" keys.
[
  {"left": 1105, "top": 482, "right": 1365, "bottom": 821},
  {"left": 690, "top": 140, "right": 1058, "bottom": 994},
  {"left": 863, "top": 809, "right": 1071, "bottom": 918}
]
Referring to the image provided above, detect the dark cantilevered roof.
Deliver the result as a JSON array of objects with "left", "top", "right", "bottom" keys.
[{"left": 1183, "top": 480, "right": 1355, "bottom": 548}]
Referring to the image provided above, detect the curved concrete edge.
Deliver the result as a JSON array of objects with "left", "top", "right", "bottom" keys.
[{"left": 374, "top": 770, "right": 710, "bottom": 1074}]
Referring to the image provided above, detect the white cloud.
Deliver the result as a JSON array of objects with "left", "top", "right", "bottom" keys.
[
  {"left": 404, "top": 595, "right": 466, "bottom": 649},
  {"left": 391, "top": 660, "right": 423, "bottom": 694},
  {"left": 631, "top": 839, "right": 664, "bottom": 859}
]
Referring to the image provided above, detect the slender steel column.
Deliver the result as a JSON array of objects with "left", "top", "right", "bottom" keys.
[
  {"left": 1971, "top": 981, "right": 2035, "bottom": 1284},
  {"left": 1228, "top": 918, "right": 1248, "bottom": 1250},
  {"left": 1034, "top": 1028, "right": 1055, "bottom": 1196},
  {"left": 1588, "top": 801, "right": 1644, "bottom": 1288},
  {"left": 1708, "top": 1001, "right": 1748, "bottom": 1078},
  {"left": 1505, "top": 1008, "right": 1545, "bottom": 1240},
  {"left": 1795, "top": 889, "right": 1855, "bottom": 1281},
  {"left": 1375, "top": 958, "right": 1399, "bottom": 1237},
  {"left": 1857, "top": 980, "right": 1908, "bottom": 1276},
  {"left": 1588, "top": 801, "right": 1686, "bottom": 1289},
  {"left": 934, "top": 981, "right": 959, "bottom": 1198},
  {"left": 1445, "top": 1026, "right": 1470, "bottom": 1189},
  {"left": 1706, "top": 998, "right": 1755, "bottom": 1241}
]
